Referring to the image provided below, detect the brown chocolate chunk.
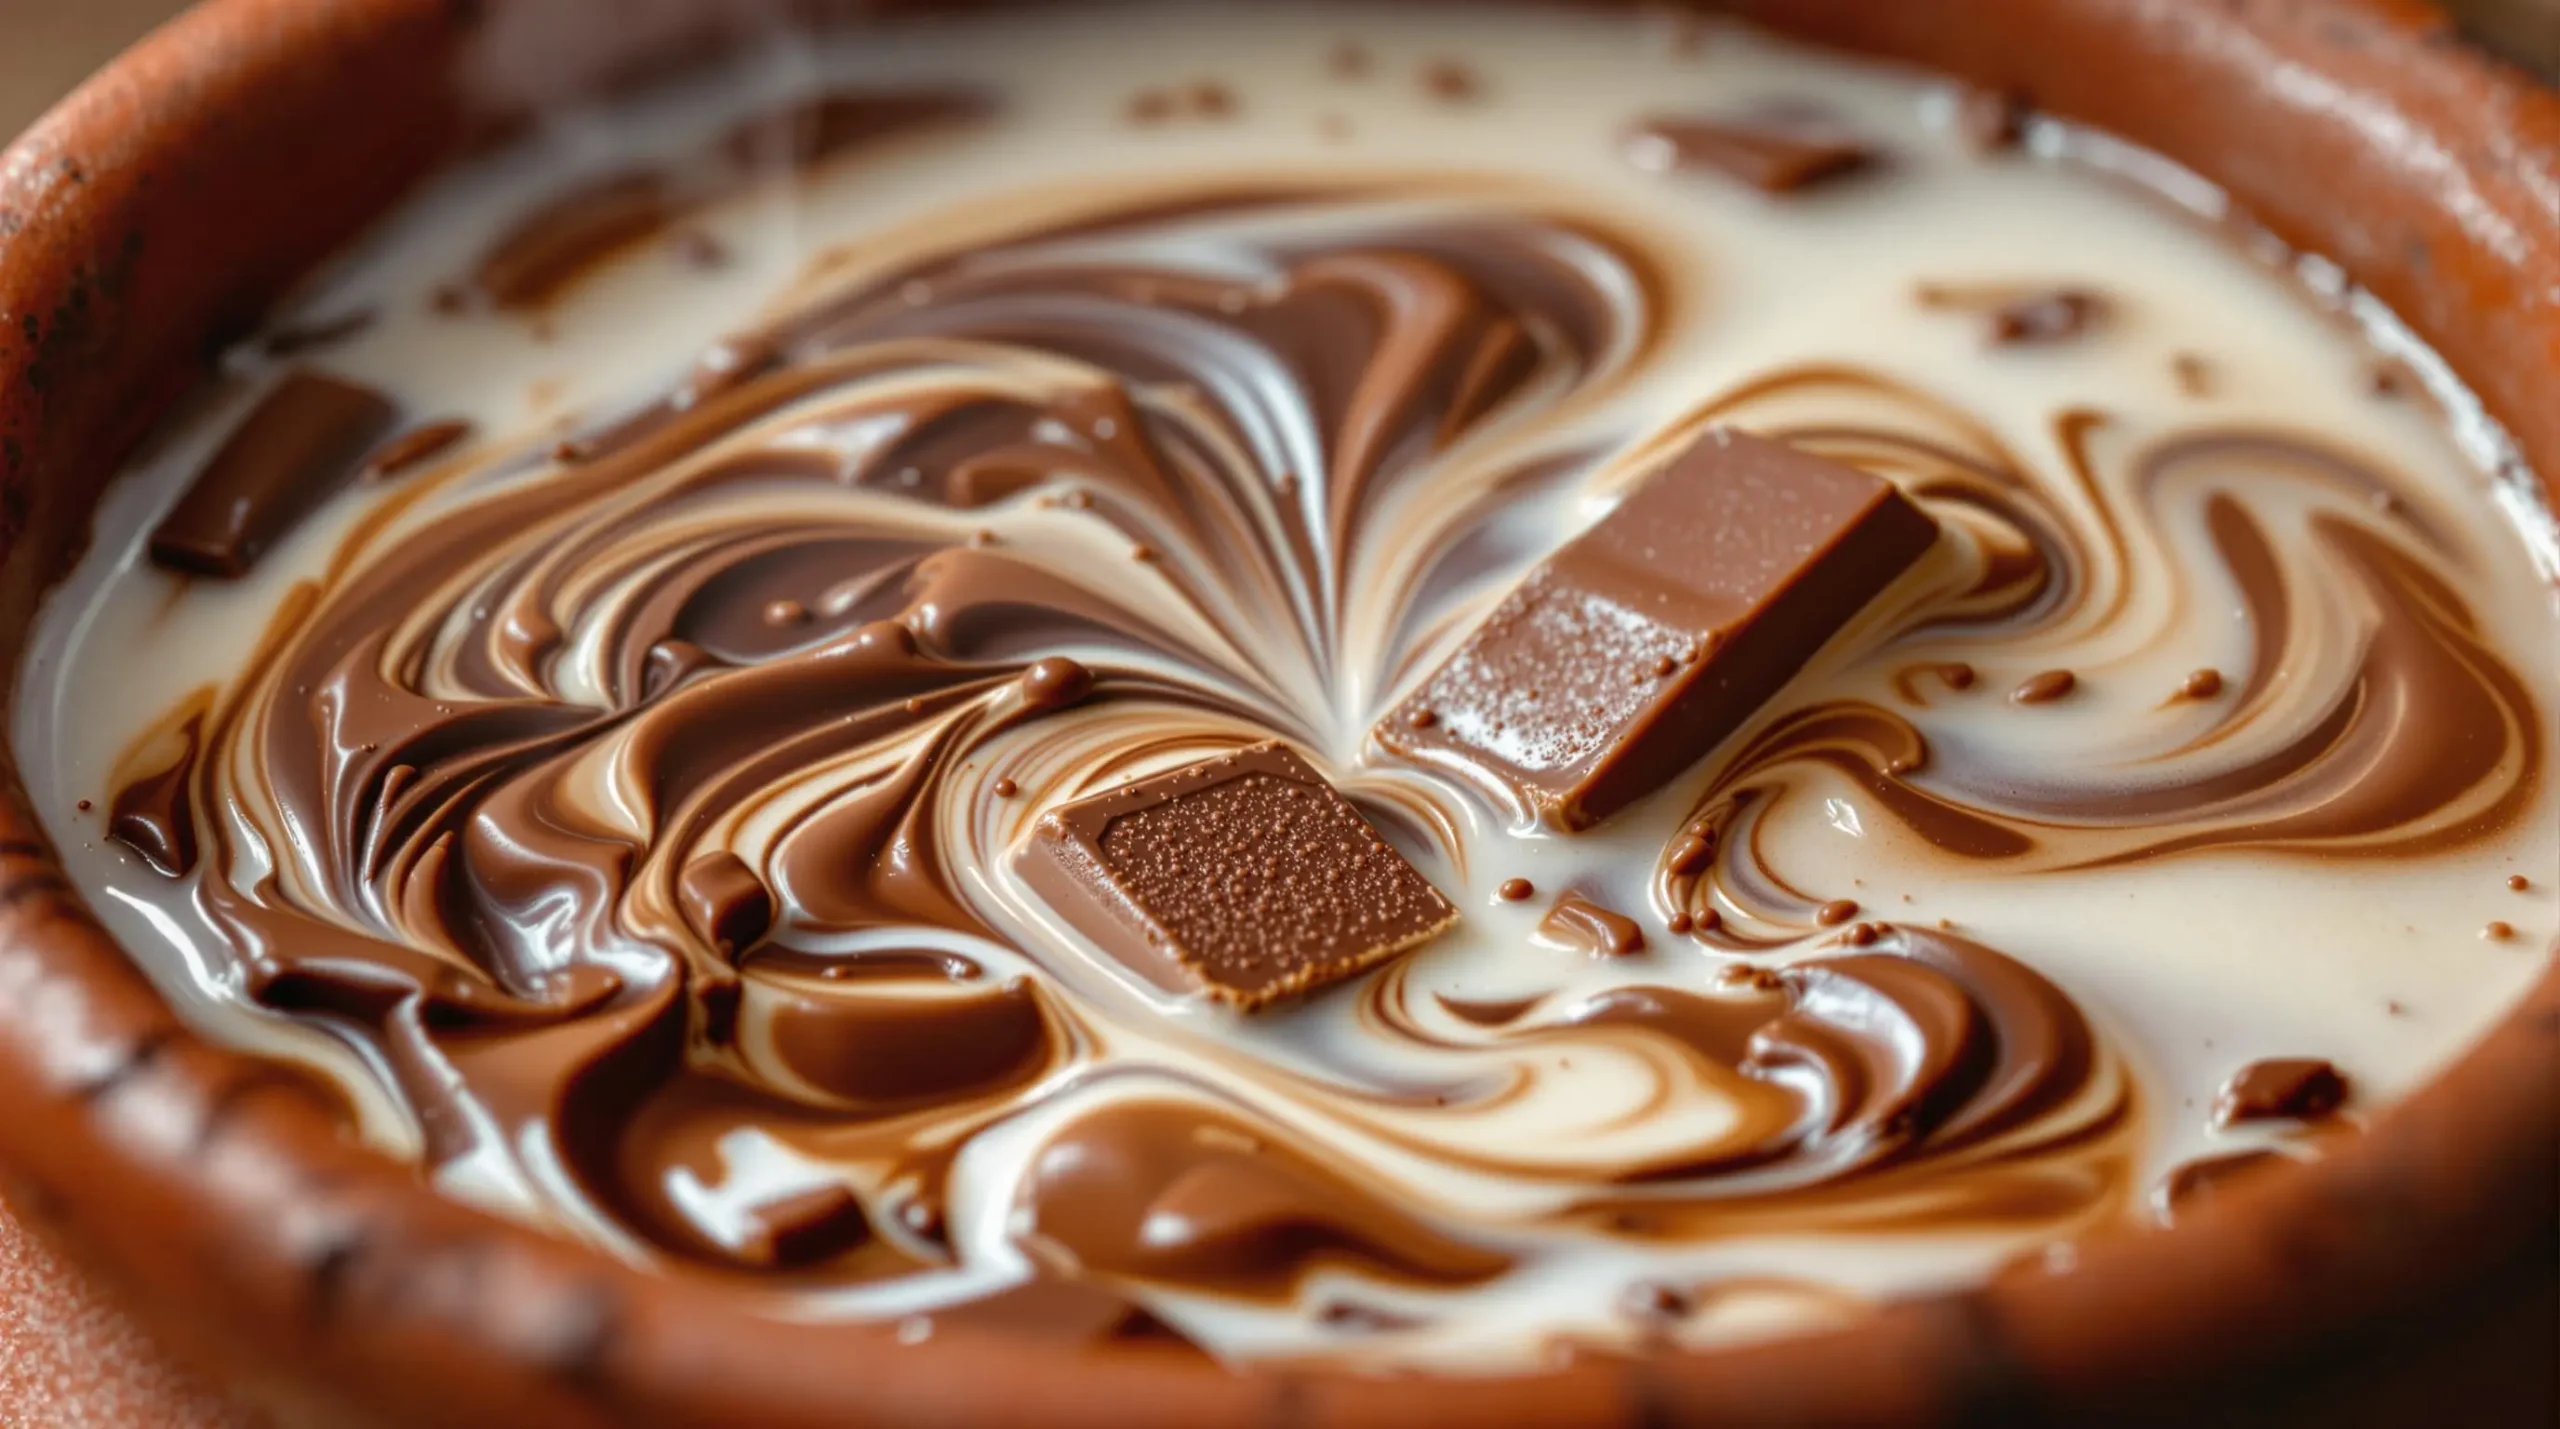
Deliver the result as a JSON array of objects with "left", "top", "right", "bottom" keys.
[
  {"left": 737, "top": 1183, "right": 871, "bottom": 1268},
  {"left": 148, "top": 371, "right": 400, "bottom": 578},
  {"left": 1918, "top": 282, "right": 2108, "bottom": 345},
  {"left": 1536, "top": 893, "right": 1646, "bottom": 957},
  {"left": 1623, "top": 111, "right": 1875, "bottom": 192},
  {"left": 2213, "top": 1057, "right": 2349, "bottom": 1126},
  {"left": 1988, "top": 289, "right": 2106, "bottom": 345},
  {"left": 679, "top": 850, "right": 774, "bottom": 957},
  {"left": 1014, "top": 741, "right": 1456, "bottom": 1009},
  {"left": 1377, "top": 427, "right": 1938, "bottom": 830}
]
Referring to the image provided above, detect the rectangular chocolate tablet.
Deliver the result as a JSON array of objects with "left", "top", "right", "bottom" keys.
[
  {"left": 1377, "top": 426, "right": 1937, "bottom": 830},
  {"left": 148, "top": 369, "right": 400, "bottom": 578},
  {"left": 1015, "top": 741, "right": 1457, "bottom": 1010}
]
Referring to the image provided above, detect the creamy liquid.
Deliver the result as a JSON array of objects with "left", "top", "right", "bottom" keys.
[{"left": 17, "top": 2, "right": 2557, "bottom": 1370}]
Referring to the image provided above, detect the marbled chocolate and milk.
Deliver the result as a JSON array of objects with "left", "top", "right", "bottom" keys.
[{"left": 17, "top": 2, "right": 2558, "bottom": 1371}]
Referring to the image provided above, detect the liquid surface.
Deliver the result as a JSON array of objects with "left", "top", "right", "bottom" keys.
[{"left": 18, "top": 2, "right": 2558, "bottom": 1369}]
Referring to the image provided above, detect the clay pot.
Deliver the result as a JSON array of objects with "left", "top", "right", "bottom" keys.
[{"left": 0, "top": 2, "right": 2551, "bottom": 1424}]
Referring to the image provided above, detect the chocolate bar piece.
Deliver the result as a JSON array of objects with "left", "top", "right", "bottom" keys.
[
  {"left": 1623, "top": 112, "right": 1875, "bottom": 193},
  {"left": 2214, "top": 1058, "right": 2349, "bottom": 1127},
  {"left": 1015, "top": 741, "right": 1456, "bottom": 1009},
  {"left": 148, "top": 370, "right": 399, "bottom": 578},
  {"left": 1379, "top": 427, "right": 1937, "bottom": 830}
]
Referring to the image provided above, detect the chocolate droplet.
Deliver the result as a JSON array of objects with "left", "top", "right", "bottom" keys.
[
  {"left": 854, "top": 620, "right": 917, "bottom": 657},
  {"left": 1537, "top": 893, "right": 1645, "bottom": 957},
  {"left": 2011, "top": 669, "right": 2077, "bottom": 704},
  {"left": 1020, "top": 656, "right": 1096, "bottom": 712},
  {"left": 1667, "top": 835, "right": 1713, "bottom": 877},
  {"left": 1420, "top": 60, "right": 1480, "bottom": 102},
  {"left": 1496, "top": 877, "right": 1535, "bottom": 903},
  {"left": 1620, "top": 1279, "right": 1694, "bottom": 1325},
  {"left": 1987, "top": 289, "right": 2105, "bottom": 346}
]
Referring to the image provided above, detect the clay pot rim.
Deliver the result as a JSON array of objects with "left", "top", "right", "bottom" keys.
[{"left": 0, "top": 1, "right": 2551, "bottom": 1425}]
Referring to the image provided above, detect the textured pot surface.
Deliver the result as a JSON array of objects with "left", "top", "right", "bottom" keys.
[{"left": 0, "top": 2, "right": 2551, "bottom": 1425}]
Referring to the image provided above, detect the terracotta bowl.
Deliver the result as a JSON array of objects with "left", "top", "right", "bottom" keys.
[{"left": 0, "top": 1, "right": 2553, "bottom": 1424}]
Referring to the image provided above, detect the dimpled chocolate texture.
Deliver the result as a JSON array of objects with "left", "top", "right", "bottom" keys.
[
  {"left": 1379, "top": 426, "right": 1938, "bottom": 829},
  {"left": 1018, "top": 742, "right": 1457, "bottom": 1008}
]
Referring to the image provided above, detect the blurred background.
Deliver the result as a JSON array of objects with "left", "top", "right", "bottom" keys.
[{"left": 0, "top": 0, "right": 2553, "bottom": 137}]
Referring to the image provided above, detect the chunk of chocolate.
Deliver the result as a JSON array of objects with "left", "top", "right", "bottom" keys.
[
  {"left": 1987, "top": 289, "right": 2105, "bottom": 346},
  {"left": 1917, "top": 282, "right": 2109, "bottom": 346},
  {"left": 148, "top": 370, "right": 400, "bottom": 578},
  {"left": 737, "top": 1183, "right": 871, "bottom": 1268},
  {"left": 1623, "top": 111, "right": 1875, "bottom": 192},
  {"left": 1015, "top": 741, "right": 1456, "bottom": 1009},
  {"left": 678, "top": 850, "right": 774, "bottom": 958},
  {"left": 1378, "top": 427, "right": 1938, "bottom": 830},
  {"left": 2213, "top": 1057, "right": 2349, "bottom": 1126}
]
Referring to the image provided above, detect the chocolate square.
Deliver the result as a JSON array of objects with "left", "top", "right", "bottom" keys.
[
  {"left": 1015, "top": 741, "right": 1456, "bottom": 1009},
  {"left": 1378, "top": 426, "right": 1937, "bottom": 830}
]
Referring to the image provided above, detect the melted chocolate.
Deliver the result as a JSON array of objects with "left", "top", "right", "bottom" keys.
[
  {"left": 98, "top": 165, "right": 2544, "bottom": 1341},
  {"left": 1017, "top": 1100, "right": 1512, "bottom": 1298},
  {"left": 1535, "top": 893, "right": 1647, "bottom": 957}
]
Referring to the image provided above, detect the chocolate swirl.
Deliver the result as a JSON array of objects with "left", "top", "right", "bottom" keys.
[
  {"left": 1647, "top": 372, "right": 2548, "bottom": 941},
  {"left": 100, "top": 164, "right": 2535, "bottom": 1349}
]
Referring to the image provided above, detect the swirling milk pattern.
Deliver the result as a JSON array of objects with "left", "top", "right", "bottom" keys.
[{"left": 19, "top": 4, "right": 2557, "bottom": 1367}]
